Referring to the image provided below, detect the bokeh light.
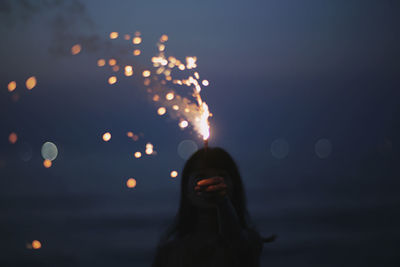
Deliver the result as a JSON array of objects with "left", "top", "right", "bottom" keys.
[
  {"left": 102, "top": 132, "right": 111, "bottom": 142},
  {"left": 32, "top": 240, "right": 41, "bottom": 250},
  {"left": 160, "top": 34, "right": 168, "bottom": 42},
  {"left": 124, "top": 34, "right": 130, "bottom": 40},
  {"left": 132, "top": 36, "right": 142, "bottom": 44},
  {"left": 71, "top": 44, "right": 81, "bottom": 55},
  {"left": 179, "top": 120, "right": 188, "bottom": 129},
  {"left": 7, "top": 81, "right": 16, "bottom": 92},
  {"left": 43, "top": 159, "right": 52, "bottom": 168},
  {"left": 157, "top": 107, "right": 166, "bottom": 116},
  {"left": 8, "top": 132, "right": 17, "bottom": 144},
  {"left": 133, "top": 49, "right": 141, "bottom": 56},
  {"left": 270, "top": 138, "right": 289, "bottom": 159},
  {"left": 25, "top": 76, "right": 37, "bottom": 90},
  {"left": 170, "top": 170, "right": 178, "bottom": 178},
  {"left": 97, "top": 59, "right": 106, "bottom": 67},
  {"left": 108, "top": 76, "right": 117, "bottom": 85},
  {"left": 202, "top": 80, "right": 209, "bottom": 86},
  {"left": 134, "top": 152, "right": 142, "bottom": 158},
  {"left": 108, "top": 59, "right": 117, "bottom": 66},
  {"left": 165, "top": 92, "right": 174, "bottom": 100},
  {"left": 126, "top": 178, "right": 137, "bottom": 188},
  {"left": 315, "top": 138, "right": 332, "bottom": 159},
  {"left": 142, "top": 70, "right": 151, "bottom": 77},
  {"left": 109, "top": 32, "right": 119, "bottom": 39},
  {"left": 177, "top": 139, "right": 198, "bottom": 160},
  {"left": 41, "top": 142, "right": 58, "bottom": 161}
]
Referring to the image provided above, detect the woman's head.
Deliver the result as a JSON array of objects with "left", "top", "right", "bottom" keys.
[{"left": 164, "top": 147, "right": 250, "bottom": 239}]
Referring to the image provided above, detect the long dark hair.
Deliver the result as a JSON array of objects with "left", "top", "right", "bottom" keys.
[{"left": 159, "top": 147, "right": 255, "bottom": 243}]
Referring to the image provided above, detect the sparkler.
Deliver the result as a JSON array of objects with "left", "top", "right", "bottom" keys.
[{"left": 91, "top": 32, "right": 212, "bottom": 148}]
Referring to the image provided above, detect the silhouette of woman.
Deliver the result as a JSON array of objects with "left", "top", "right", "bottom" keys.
[{"left": 152, "top": 147, "right": 275, "bottom": 267}]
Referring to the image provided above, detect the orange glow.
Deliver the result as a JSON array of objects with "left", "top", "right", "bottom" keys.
[
  {"left": 109, "top": 32, "right": 119, "bottom": 39},
  {"left": 71, "top": 44, "right": 81, "bottom": 55},
  {"left": 32, "top": 240, "right": 42, "bottom": 249},
  {"left": 97, "top": 59, "right": 106, "bottom": 67},
  {"left": 172, "top": 105, "right": 179, "bottom": 110},
  {"left": 127, "top": 131, "right": 134, "bottom": 138},
  {"left": 160, "top": 34, "right": 168, "bottom": 42},
  {"left": 202, "top": 80, "right": 209, "bottom": 86},
  {"left": 157, "top": 107, "right": 166, "bottom": 116},
  {"left": 108, "top": 59, "right": 117, "bottom": 66},
  {"left": 170, "top": 171, "right": 178, "bottom": 178},
  {"left": 133, "top": 49, "right": 141, "bottom": 56},
  {"left": 112, "top": 65, "right": 120, "bottom": 72},
  {"left": 134, "top": 151, "right": 142, "bottom": 158},
  {"left": 8, "top": 132, "right": 17, "bottom": 144},
  {"left": 142, "top": 70, "right": 151, "bottom": 77},
  {"left": 158, "top": 44, "right": 165, "bottom": 52},
  {"left": 166, "top": 76, "right": 172, "bottom": 81},
  {"left": 178, "top": 64, "right": 185, "bottom": 70},
  {"left": 43, "top": 159, "right": 52, "bottom": 168},
  {"left": 186, "top": 57, "right": 197, "bottom": 69},
  {"left": 124, "top": 34, "right": 130, "bottom": 40},
  {"left": 184, "top": 108, "right": 190, "bottom": 113},
  {"left": 135, "top": 31, "right": 141, "bottom": 36},
  {"left": 194, "top": 72, "right": 199, "bottom": 79},
  {"left": 102, "top": 132, "right": 111, "bottom": 141},
  {"left": 132, "top": 36, "right": 142, "bottom": 44},
  {"left": 25, "top": 76, "right": 36, "bottom": 90},
  {"left": 165, "top": 92, "right": 174, "bottom": 100},
  {"left": 108, "top": 76, "right": 117, "bottom": 85},
  {"left": 179, "top": 120, "right": 189, "bottom": 128},
  {"left": 152, "top": 94, "right": 160, "bottom": 102},
  {"left": 8, "top": 81, "right": 16, "bottom": 92},
  {"left": 126, "top": 178, "right": 137, "bottom": 188}
]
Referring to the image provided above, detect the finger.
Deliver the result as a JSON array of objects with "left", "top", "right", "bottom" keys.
[
  {"left": 204, "top": 183, "right": 227, "bottom": 192},
  {"left": 197, "top": 176, "right": 224, "bottom": 186}
]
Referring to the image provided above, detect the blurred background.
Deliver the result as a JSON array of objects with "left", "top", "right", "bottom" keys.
[{"left": 0, "top": 0, "right": 399, "bottom": 266}]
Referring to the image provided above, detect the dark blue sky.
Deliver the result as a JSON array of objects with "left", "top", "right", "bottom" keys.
[{"left": 0, "top": 0, "right": 399, "bottom": 266}]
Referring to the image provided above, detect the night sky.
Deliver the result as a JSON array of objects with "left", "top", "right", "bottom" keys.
[{"left": 1, "top": 0, "right": 399, "bottom": 266}]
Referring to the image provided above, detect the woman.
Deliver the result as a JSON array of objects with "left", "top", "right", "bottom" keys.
[{"left": 152, "top": 147, "right": 275, "bottom": 267}]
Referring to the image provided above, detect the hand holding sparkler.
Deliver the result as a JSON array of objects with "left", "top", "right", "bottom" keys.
[{"left": 194, "top": 176, "right": 228, "bottom": 198}]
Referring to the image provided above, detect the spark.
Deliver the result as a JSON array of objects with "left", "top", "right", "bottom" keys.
[
  {"left": 133, "top": 36, "right": 142, "bottom": 44},
  {"left": 152, "top": 95, "right": 160, "bottom": 102},
  {"left": 170, "top": 171, "right": 178, "bottom": 178},
  {"left": 134, "top": 152, "right": 142, "bottom": 158},
  {"left": 43, "top": 159, "right": 52, "bottom": 168},
  {"left": 102, "top": 132, "right": 111, "bottom": 141},
  {"left": 8, "top": 81, "right": 16, "bottom": 92},
  {"left": 179, "top": 120, "right": 188, "bottom": 128},
  {"left": 124, "top": 34, "right": 130, "bottom": 40},
  {"left": 145, "top": 143, "right": 154, "bottom": 155},
  {"left": 109, "top": 32, "right": 119, "bottom": 39},
  {"left": 202, "top": 80, "right": 209, "bottom": 86},
  {"left": 108, "top": 59, "right": 117, "bottom": 66},
  {"left": 160, "top": 34, "right": 168, "bottom": 42},
  {"left": 126, "top": 178, "right": 137, "bottom": 188},
  {"left": 157, "top": 107, "right": 166, "bottom": 116},
  {"left": 32, "top": 240, "right": 42, "bottom": 249},
  {"left": 8, "top": 132, "right": 17, "bottom": 144},
  {"left": 172, "top": 105, "right": 179, "bottom": 110},
  {"left": 165, "top": 92, "right": 174, "bottom": 100},
  {"left": 97, "top": 59, "right": 106, "bottom": 67},
  {"left": 112, "top": 65, "right": 120, "bottom": 72},
  {"left": 108, "top": 76, "right": 117, "bottom": 85},
  {"left": 186, "top": 57, "right": 197, "bottom": 69},
  {"left": 124, "top": 65, "right": 133, "bottom": 76},
  {"left": 71, "top": 44, "right": 81, "bottom": 55},
  {"left": 142, "top": 70, "right": 151, "bottom": 77},
  {"left": 133, "top": 49, "right": 141, "bottom": 56},
  {"left": 25, "top": 76, "right": 37, "bottom": 90}
]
